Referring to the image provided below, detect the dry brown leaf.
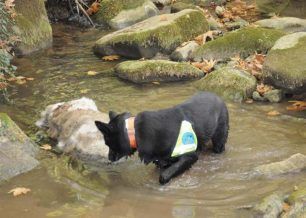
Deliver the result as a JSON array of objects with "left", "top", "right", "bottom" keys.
[
  {"left": 102, "top": 55, "right": 120, "bottom": 61},
  {"left": 245, "top": 99, "right": 253, "bottom": 104},
  {"left": 87, "top": 71, "right": 98, "bottom": 76},
  {"left": 286, "top": 101, "right": 306, "bottom": 111},
  {"left": 194, "top": 31, "right": 214, "bottom": 45},
  {"left": 201, "top": 59, "right": 216, "bottom": 73},
  {"left": 8, "top": 187, "right": 31, "bottom": 197},
  {"left": 40, "top": 144, "right": 52, "bottom": 150},
  {"left": 160, "top": 15, "right": 168, "bottom": 21},
  {"left": 256, "top": 83, "right": 272, "bottom": 96},
  {"left": 86, "top": 1, "right": 100, "bottom": 15},
  {"left": 26, "top": 77, "right": 34, "bottom": 81},
  {"left": 191, "top": 62, "right": 205, "bottom": 69},
  {"left": 0, "top": 82, "right": 8, "bottom": 90},
  {"left": 267, "top": 110, "right": 280, "bottom": 116},
  {"left": 282, "top": 203, "right": 291, "bottom": 213}
]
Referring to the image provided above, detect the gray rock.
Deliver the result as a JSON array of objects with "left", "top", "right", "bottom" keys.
[
  {"left": 109, "top": 1, "right": 159, "bottom": 30},
  {"left": 254, "top": 153, "right": 306, "bottom": 176},
  {"left": 252, "top": 91, "right": 266, "bottom": 101},
  {"left": 194, "top": 67, "right": 257, "bottom": 102},
  {"left": 264, "top": 89, "right": 283, "bottom": 103},
  {"left": 0, "top": 113, "right": 39, "bottom": 182},
  {"left": 263, "top": 32, "right": 306, "bottom": 94},
  {"left": 255, "top": 17, "right": 306, "bottom": 33},
  {"left": 171, "top": 2, "right": 199, "bottom": 13},
  {"left": 170, "top": 41, "right": 199, "bottom": 61},
  {"left": 191, "top": 27, "right": 285, "bottom": 62},
  {"left": 207, "top": 17, "right": 223, "bottom": 30},
  {"left": 94, "top": 0, "right": 159, "bottom": 29},
  {"left": 215, "top": 6, "right": 225, "bottom": 17},
  {"left": 94, "top": 9, "right": 209, "bottom": 59},
  {"left": 151, "top": 0, "right": 172, "bottom": 6},
  {"left": 253, "top": 194, "right": 283, "bottom": 218},
  {"left": 115, "top": 60, "right": 204, "bottom": 83}
]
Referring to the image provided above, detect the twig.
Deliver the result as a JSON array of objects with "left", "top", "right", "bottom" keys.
[
  {"left": 75, "top": 0, "right": 80, "bottom": 15},
  {"left": 75, "top": 0, "right": 95, "bottom": 27},
  {"left": 68, "top": 0, "right": 75, "bottom": 15},
  {"left": 78, "top": 0, "right": 89, "bottom": 9}
]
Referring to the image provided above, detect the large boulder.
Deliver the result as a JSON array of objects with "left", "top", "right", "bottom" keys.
[
  {"left": 254, "top": 153, "right": 306, "bottom": 176},
  {"left": 263, "top": 32, "right": 306, "bottom": 94},
  {"left": 191, "top": 27, "right": 285, "bottom": 62},
  {"left": 0, "top": 113, "right": 39, "bottom": 182},
  {"left": 256, "top": 0, "right": 290, "bottom": 15},
  {"left": 93, "top": 9, "right": 209, "bottom": 59},
  {"left": 253, "top": 194, "right": 283, "bottom": 218},
  {"left": 194, "top": 67, "right": 257, "bottom": 102},
  {"left": 115, "top": 60, "right": 204, "bottom": 83},
  {"left": 170, "top": 41, "right": 199, "bottom": 61},
  {"left": 95, "top": 0, "right": 159, "bottom": 30},
  {"left": 13, "top": 0, "right": 52, "bottom": 55},
  {"left": 255, "top": 17, "right": 306, "bottom": 33}
]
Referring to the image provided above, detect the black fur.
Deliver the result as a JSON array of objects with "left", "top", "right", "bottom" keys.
[{"left": 95, "top": 92, "right": 229, "bottom": 184}]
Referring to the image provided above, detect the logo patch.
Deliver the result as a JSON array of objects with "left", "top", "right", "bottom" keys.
[{"left": 171, "top": 120, "right": 197, "bottom": 157}]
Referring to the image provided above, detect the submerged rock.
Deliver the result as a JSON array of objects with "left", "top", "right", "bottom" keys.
[
  {"left": 263, "top": 32, "right": 306, "bottom": 94},
  {"left": 0, "top": 113, "right": 39, "bottom": 182},
  {"left": 255, "top": 17, "right": 306, "bottom": 33},
  {"left": 13, "top": 0, "right": 52, "bottom": 55},
  {"left": 115, "top": 60, "right": 204, "bottom": 83},
  {"left": 170, "top": 41, "right": 199, "bottom": 61},
  {"left": 191, "top": 27, "right": 284, "bottom": 62},
  {"left": 95, "top": 0, "right": 159, "bottom": 30},
  {"left": 194, "top": 67, "right": 257, "bottom": 102},
  {"left": 254, "top": 153, "right": 306, "bottom": 176},
  {"left": 253, "top": 193, "right": 283, "bottom": 218},
  {"left": 263, "top": 89, "right": 283, "bottom": 103},
  {"left": 93, "top": 9, "right": 209, "bottom": 59}
]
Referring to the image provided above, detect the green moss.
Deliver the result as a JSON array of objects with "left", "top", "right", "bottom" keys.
[
  {"left": 263, "top": 36, "right": 306, "bottom": 93},
  {"left": 13, "top": 0, "right": 52, "bottom": 55},
  {"left": 115, "top": 60, "right": 204, "bottom": 83},
  {"left": 95, "top": 10, "right": 208, "bottom": 55},
  {"left": 287, "top": 188, "right": 306, "bottom": 205},
  {"left": 171, "top": 2, "right": 199, "bottom": 12},
  {"left": 256, "top": 0, "right": 290, "bottom": 14},
  {"left": 195, "top": 67, "right": 257, "bottom": 102},
  {"left": 191, "top": 27, "right": 285, "bottom": 61},
  {"left": 95, "top": 0, "right": 146, "bottom": 23}
]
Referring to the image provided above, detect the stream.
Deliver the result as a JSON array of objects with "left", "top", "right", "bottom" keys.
[{"left": 0, "top": 24, "right": 305, "bottom": 217}]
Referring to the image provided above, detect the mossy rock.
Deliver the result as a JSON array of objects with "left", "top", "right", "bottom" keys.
[
  {"left": 13, "top": 0, "right": 52, "bottom": 55},
  {"left": 95, "top": 0, "right": 159, "bottom": 30},
  {"left": 194, "top": 67, "right": 257, "bottom": 102},
  {"left": 263, "top": 32, "right": 306, "bottom": 94},
  {"left": 255, "top": 17, "right": 306, "bottom": 33},
  {"left": 287, "top": 188, "right": 306, "bottom": 205},
  {"left": 256, "top": 0, "right": 290, "bottom": 15},
  {"left": 253, "top": 193, "right": 283, "bottom": 218},
  {"left": 115, "top": 60, "right": 204, "bottom": 83},
  {"left": 93, "top": 9, "right": 209, "bottom": 59},
  {"left": 0, "top": 113, "right": 39, "bottom": 182},
  {"left": 171, "top": 2, "right": 199, "bottom": 13},
  {"left": 191, "top": 27, "right": 285, "bottom": 62}
]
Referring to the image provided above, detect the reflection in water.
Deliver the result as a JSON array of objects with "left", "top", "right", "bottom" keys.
[{"left": 0, "top": 24, "right": 305, "bottom": 217}]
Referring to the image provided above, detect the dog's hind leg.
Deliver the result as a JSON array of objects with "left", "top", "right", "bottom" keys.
[{"left": 159, "top": 153, "right": 198, "bottom": 184}]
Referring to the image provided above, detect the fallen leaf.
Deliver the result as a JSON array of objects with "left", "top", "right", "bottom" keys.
[
  {"left": 8, "top": 187, "right": 31, "bottom": 197},
  {"left": 245, "top": 99, "right": 253, "bottom": 104},
  {"left": 267, "top": 110, "right": 280, "bottom": 116},
  {"left": 152, "top": 81, "right": 160, "bottom": 85},
  {"left": 26, "top": 77, "right": 34, "bottom": 81},
  {"left": 87, "top": 71, "right": 98, "bottom": 76},
  {"left": 160, "top": 15, "right": 168, "bottom": 21},
  {"left": 0, "top": 82, "right": 8, "bottom": 90},
  {"left": 202, "top": 59, "right": 217, "bottom": 73},
  {"left": 194, "top": 31, "right": 215, "bottom": 45},
  {"left": 282, "top": 203, "right": 291, "bottom": 213},
  {"left": 40, "top": 144, "right": 52, "bottom": 150},
  {"left": 102, "top": 55, "right": 120, "bottom": 61},
  {"left": 86, "top": 1, "right": 100, "bottom": 16},
  {"left": 286, "top": 101, "right": 306, "bottom": 111},
  {"left": 256, "top": 83, "right": 272, "bottom": 96}
]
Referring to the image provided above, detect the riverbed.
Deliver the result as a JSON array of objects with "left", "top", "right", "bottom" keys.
[{"left": 0, "top": 24, "right": 305, "bottom": 217}]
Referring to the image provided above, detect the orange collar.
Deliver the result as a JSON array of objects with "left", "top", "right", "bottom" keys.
[{"left": 125, "top": 117, "right": 137, "bottom": 149}]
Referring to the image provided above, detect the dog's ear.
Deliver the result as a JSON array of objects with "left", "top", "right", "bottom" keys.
[
  {"left": 109, "top": 111, "right": 118, "bottom": 120},
  {"left": 95, "top": 121, "right": 111, "bottom": 135}
]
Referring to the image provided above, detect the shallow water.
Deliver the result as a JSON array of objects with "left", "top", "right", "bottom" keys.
[{"left": 0, "top": 24, "right": 306, "bottom": 217}]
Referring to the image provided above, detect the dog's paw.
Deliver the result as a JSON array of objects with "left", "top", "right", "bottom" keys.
[{"left": 159, "top": 175, "right": 170, "bottom": 185}]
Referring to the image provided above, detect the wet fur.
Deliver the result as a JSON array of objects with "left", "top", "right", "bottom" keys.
[
  {"left": 95, "top": 92, "right": 229, "bottom": 184},
  {"left": 36, "top": 98, "right": 110, "bottom": 165}
]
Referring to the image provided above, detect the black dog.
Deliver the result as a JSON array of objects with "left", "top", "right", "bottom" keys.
[{"left": 95, "top": 92, "right": 229, "bottom": 184}]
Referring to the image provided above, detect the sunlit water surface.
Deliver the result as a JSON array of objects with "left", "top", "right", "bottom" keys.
[{"left": 0, "top": 24, "right": 305, "bottom": 218}]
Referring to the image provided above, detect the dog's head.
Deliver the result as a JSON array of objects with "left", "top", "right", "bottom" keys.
[{"left": 95, "top": 111, "right": 133, "bottom": 162}]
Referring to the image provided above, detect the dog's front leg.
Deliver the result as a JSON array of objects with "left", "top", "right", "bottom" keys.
[{"left": 159, "top": 153, "right": 198, "bottom": 185}]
